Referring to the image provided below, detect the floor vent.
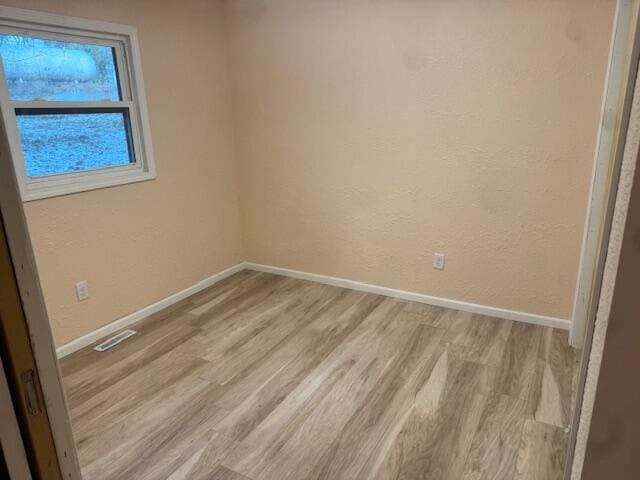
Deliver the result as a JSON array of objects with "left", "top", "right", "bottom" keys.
[{"left": 93, "top": 330, "right": 137, "bottom": 352}]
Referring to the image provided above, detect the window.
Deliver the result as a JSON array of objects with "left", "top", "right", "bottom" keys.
[{"left": 0, "top": 7, "right": 155, "bottom": 201}]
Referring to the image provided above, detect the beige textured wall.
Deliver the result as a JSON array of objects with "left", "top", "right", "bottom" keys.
[
  {"left": 3, "top": 0, "right": 616, "bottom": 346},
  {"left": 229, "top": 0, "right": 615, "bottom": 320},
  {"left": 2, "top": 0, "right": 245, "bottom": 346}
]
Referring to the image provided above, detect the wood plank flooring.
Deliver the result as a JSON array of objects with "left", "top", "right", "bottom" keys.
[{"left": 59, "top": 271, "right": 580, "bottom": 480}]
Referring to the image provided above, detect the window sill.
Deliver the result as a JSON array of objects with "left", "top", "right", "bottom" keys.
[{"left": 21, "top": 168, "right": 156, "bottom": 202}]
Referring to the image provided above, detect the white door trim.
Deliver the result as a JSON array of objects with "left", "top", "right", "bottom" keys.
[
  {"left": 570, "top": 0, "right": 638, "bottom": 348},
  {"left": 565, "top": 2, "right": 640, "bottom": 478}
]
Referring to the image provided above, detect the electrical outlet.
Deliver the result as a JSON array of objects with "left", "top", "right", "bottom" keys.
[
  {"left": 75, "top": 280, "right": 89, "bottom": 301},
  {"left": 433, "top": 253, "right": 445, "bottom": 270}
]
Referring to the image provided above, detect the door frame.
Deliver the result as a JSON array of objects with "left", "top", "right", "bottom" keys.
[
  {"left": 578, "top": 87, "right": 640, "bottom": 478},
  {"left": 0, "top": 96, "right": 81, "bottom": 477},
  {"left": 565, "top": 2, "right": 640, "bottom": 478},
  {"left": 570, "top": 0, "right": 639, "bottom": 348}
]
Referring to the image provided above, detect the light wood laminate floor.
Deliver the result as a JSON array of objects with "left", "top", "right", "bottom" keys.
[{"left": 60, "top": 271, "right": 580, "bottom": 480}]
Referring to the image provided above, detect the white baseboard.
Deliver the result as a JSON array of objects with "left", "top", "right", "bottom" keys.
[
  {"left": 57, "top": 260, "right": 571, "bottom": 358},
  {"left": 56, "top": 262, "right": 246, "bottom": 358},
  {"left": 244, "top": 262, "right": 572, "bottom": 331}
]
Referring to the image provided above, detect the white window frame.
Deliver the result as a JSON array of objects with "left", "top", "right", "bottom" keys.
[{"left": 0, "top": 6, "right": 156, "bottom": 201}]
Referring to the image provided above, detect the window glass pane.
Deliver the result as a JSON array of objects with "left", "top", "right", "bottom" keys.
[
  {"left": 15, "top": 111, "right": 134, "bottom": 177},
  {"left": 0, "top": 34, "right": 120, "bottom": 101}
]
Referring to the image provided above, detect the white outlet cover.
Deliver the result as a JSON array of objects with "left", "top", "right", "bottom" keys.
[
  {"left": 433, "top": 253, "right": 445, "bottom": 270},
  {"left": 75, "top": 280, "right": 89, "bottom": 301}
]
